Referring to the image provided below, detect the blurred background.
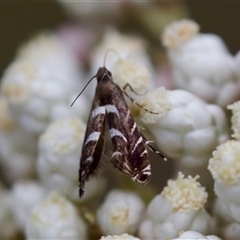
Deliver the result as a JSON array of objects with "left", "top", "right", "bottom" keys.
[{"left": 1, "top": 1, "right": 240, "bottom": 75}]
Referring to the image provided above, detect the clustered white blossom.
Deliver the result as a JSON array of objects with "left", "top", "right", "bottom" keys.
[
  {"left": 26, "top": 191, "right": 87, "bottom": 239},
  {"left": 90, "top": 29, "right": 153, "bottom": 77},
  {"left": 208, "top": 140, "right": 240, "bottom": 223},
  {"left": 9, "top": 180, "right": 48, "bottom": 230},
  {"left": 1, "top": 33, "right": 89, "bottom": 135},
  {"left": 162, "top": 19, "right": 240, "bottom": 107},
  {"left": 97, "top": 190, "right": 145, "bottom": 235},
  {"left": 139, "top": 87, "right": 228, "bottom": 168},
  {"left": 37, "top": 116, "right": 106, "bottom": 202},
  {"left": 0, "top": 3, "right": 236, "bottom": 240},
  {"left": 139, "top": 172, "right": 215, "bottom": 239}
]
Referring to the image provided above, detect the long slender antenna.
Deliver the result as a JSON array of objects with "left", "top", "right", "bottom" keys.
[
  {"left": 70, "top": 75, "right": 96, "bottom": 107},
  {"left": 103, "top": 49, "right": 122, "bottom": 67}
]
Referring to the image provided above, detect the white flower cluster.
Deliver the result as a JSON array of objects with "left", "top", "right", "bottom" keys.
[
  {"left": 97, "top": 190, "right": 145, "bottom": 235},
  {"left": 208, "top": 97, "right": 240, "bottom": 237},
  {"left": 37, "top": 116, "right": 106, "bottom": 202},
  {"left": 208, "top": 140, "right": 240, "bottom": 223},
  {"left": 26, "top": 191, "right": 87, "bottom": 239},
  {"left": 1, "top": 33, "right": 89, "bottom": 135},
  {"left": 139, "top": 173, "right": 215, "bottom": 239},
  {"left": 139, "top": 87, "right": 228, "bottom": 168},
  {"left": 90, "top": 29, "right": 153, "bottom": 77},
  {"left": 162, "top": 19, "right": 239, "bottom": 107}
]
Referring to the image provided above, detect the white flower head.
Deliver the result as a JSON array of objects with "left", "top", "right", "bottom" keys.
[
  {"left": 208, "top": 140, "right": 240, "bottom": 222},
  {"left": 208, "top": 140, "right": 240, "bottom": 184},
  {"left": 112, "top": 59, "right": 151, "bottom": 93},
  {"left": 90, "top": 29, "right": 152, "bottom": 77},
  {"left": 162, "top": 19, "right": 200, "bottom": 49},
  {"left": 139, "top": 87, "right": 172, "bottom": 124},
  {"left": 26, "top": 191, "right": 87, "bottom": 239},
  {"left": 139, "top": 173, "right": 215, "bottom": 239},
  {"left": 162, "top": 172, "right": 208, "bottom": 212},
  {"left": 37, "top": 117, "right": 105, "bottom": 201},
  {"left": 17, "top": 33, "right": 81, "bottom": 72},
  {"left": 173, "top": 230, "right": 222, "bottom": 240},
  {"left": 100, "top": 233, "right": 140, "bottom": 240},
  {"left": 97, "top": 190, "right": 145, "bottom": 235},
  {"left": 10, "top": 180, "right": 48, "bottom": 229},
  {"left": 228, "top": 101, "right": 240, "bottom": 141},
  {"left": 1, "top": 33, "right": 87, "bottom": 134},
  {"left": 139, "top": 88, "right": 228, "bottom": 168},
  {"left": 162, "top": 19, "right": 239, "bottom": 107}
]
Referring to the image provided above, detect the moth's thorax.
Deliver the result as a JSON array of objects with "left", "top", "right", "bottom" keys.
[{"left": 96, "top": 67, "right": 115, "bottom": 100}]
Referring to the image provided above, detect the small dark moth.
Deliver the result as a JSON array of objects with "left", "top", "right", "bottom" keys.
[{"left": 72, "top": 66, "right": 166, "bottom": 198}]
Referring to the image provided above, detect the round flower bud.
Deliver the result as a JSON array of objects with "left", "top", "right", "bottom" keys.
[
  {"left": 97, "top": 190, "right": 145, "bottom": 235},
  {"left": 26, "top": 191, "right": 87, "bottom": 239}
]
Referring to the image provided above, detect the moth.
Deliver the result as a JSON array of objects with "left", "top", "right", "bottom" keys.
[{"left": 72, "top": 66, "right": 166, "bottom": 198}]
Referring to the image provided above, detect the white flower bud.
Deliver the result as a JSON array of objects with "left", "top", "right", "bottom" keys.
[
  {"left": 139, "top": 88, "right": 228, "bottom": 168},
  {"left": 97, "top": 190, "right": 145, "bottom": 235},
  {"left": 208, "top": 140, "right": 240, "bottom": 222},
  {"left": 10, "top": 180, "right": 48, "bottom": 229},
  {"left": 112, "top": 59, "right": 151, "bottom": 93},
  {"left": 100, "top": 233, "right": 140, "bottom": 240},
  {"left": 37, "top": 117, "right": 105, "bottom": 201},
  {"left": 173, "top": 230, "right": 222, "bottom": 240},
  {"left": 139, "top": 173, "right": 215, "bottom": 239},
  {"left": 162, "top": 19, "right": 239, "bottom": 107},
  {"left": 1, "top": 33, "right": 88, "bottom": 134},
  {"left": 26, "top": 191, "right": 87, "bottom": 239},
  {"left": 91, "top": 29, "right": 153, "bottom": 76},
  {"left": 0, "top": 184, "right": 19, "bottom": 239},
  {"left": 162, "top": 19, "right": 200, "bottom": 49}
]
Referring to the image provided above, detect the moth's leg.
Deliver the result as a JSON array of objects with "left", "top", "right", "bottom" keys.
[
  {"left": 122, "top": 83, "right": 146, "bottom": 96},
  {"left": 145, "top": 140, "right": 167, "bottom": 161},
  {"left": 122, "top": 87, "right": 159, "bottom": 115},
  {"left": 140, "top": 133, "right": 167, "bottom": 161}
]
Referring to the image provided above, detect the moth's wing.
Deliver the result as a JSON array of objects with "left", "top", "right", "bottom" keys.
[
  {"left": 79, "top": 96, "right": 106, "bottom": 197},
  {"left": 106, "top": 85, "right": 151, "bottom": 184}
]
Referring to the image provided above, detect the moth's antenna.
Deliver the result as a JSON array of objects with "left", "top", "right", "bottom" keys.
[
  {"left": 70, "top": 75, "right": 96, "bottom": 107},
  {"left": 103, "top": 49, "right": 121, "bottom": 67}
]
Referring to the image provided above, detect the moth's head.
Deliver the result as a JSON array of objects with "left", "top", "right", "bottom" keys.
[{"left": 96, "top": 67, "right": 112, "bottom": 83}]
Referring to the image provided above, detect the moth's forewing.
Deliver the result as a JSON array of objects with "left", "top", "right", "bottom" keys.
[
  {"left": 79, "top": 96, "right": 106, "bottom": 197},
  {"left": 105, "top": 83, "right": 151, "bottom": 184}
]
